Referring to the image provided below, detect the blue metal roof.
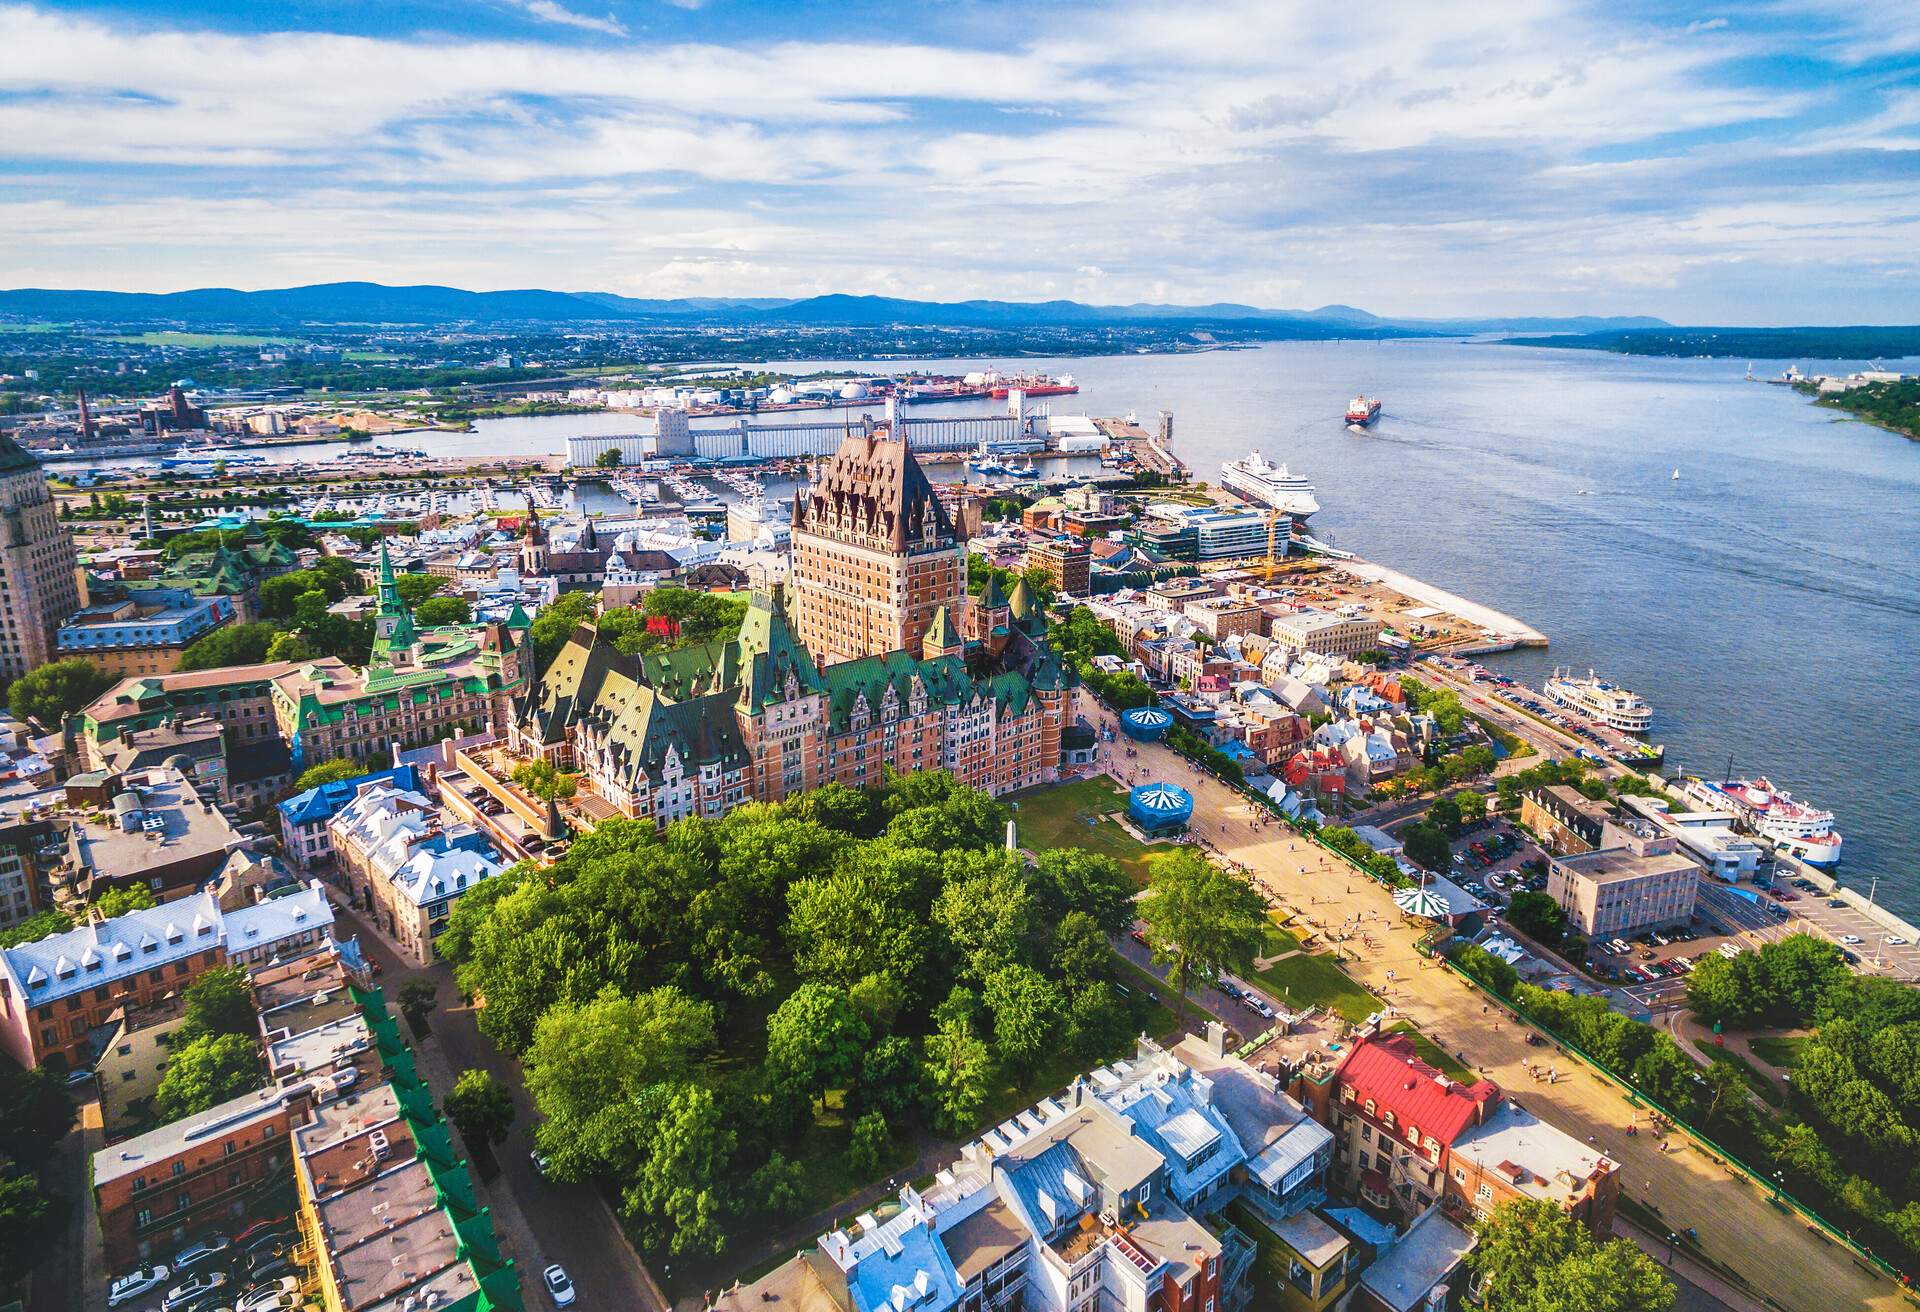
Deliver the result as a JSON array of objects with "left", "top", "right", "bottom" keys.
[{"left": 278, "top": 764, "right": 421, "bottom": 827}]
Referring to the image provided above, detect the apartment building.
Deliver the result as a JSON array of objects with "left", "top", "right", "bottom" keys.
[
  {"left": 1025, "top": 534, "right": 1091, "bottom": 595},
  {"left": 0, "top": 432, "right": 83, "bottom": 683},
  {"left": 56, "top": 588, "right": 236, "bottom": 677},
  {"left": 1546, "top": 819, "right": 1700, "bottom": 939},
  {"left": 1267, "top": 609, "right": 1385, "bottom": 660},
  {"left": 327, "top": 784, "right": 503, "bottom": 965},
  {"left": 277, "top": 764, "right": 423, "bottom": 873}
]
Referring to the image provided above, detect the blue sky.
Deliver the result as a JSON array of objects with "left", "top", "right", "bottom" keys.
[{"left": 3, "top": 0, "right": 1918, "bottom": 322}]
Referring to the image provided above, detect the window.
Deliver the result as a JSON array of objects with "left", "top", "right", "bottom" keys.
[
  {"left": 1476, "top": 1183, "right": 1493, "bottom": 1203},
  {"left": 136, "top": 1208, "right": 153, "bottom": 1228}
]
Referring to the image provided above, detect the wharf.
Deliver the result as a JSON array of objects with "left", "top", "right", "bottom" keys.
[{"left": 1340, "top": 557, "right": 1547, "bottom": 653}]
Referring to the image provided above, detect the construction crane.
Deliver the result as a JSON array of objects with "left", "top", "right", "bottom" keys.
[{"left": 1264, "top": 509, "right": 1283, "bottom": 581}]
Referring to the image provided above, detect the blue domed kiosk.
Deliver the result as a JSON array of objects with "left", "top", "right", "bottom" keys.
[
  {"left": 1120, "top": 707, "right": 1174, "bottom": 742},
  {"left": 1129, "top": 782, "right": 1194, "bottom": 836}
]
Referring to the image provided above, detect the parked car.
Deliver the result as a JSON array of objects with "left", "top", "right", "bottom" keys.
[
  {"left": 108, "top": 1265, "right": 170, "bottom": 1308},
  {"left": 174, "top": 1237, "right": 232, "bottom": 1271},
  {"left": 238, "top": 1294, "right": 299, "bottom": 1312},
  {"left": 247, "top": 1256, "right": 295, "bottom": 1284},
  {"left": 544, "top": 1264, "right": 577, "bottom": 1308},
  {"left": 1889, "top": 937, "right": 1910, "bottom": 947},
  {"left": 241, "top": 1229, "right": 295, "bottom": 1256},
  {"left": 238, "top": 1276, "right": 300, "bottom": 1312},
  {"left": 163, "top": 1270, "right": 228, "bottom": 1310}
]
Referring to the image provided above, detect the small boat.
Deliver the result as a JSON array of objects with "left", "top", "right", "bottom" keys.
[
  {"left": 1671, "top": 468, "right": 1680, "bottom": 480},
  {"left": 1577, "top": 489, "right": 1590, "bottom": 496}
]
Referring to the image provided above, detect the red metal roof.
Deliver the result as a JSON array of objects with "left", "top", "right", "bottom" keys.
[{"left": 1337, "top": 1034, "right": 1501, "bottom": 1148}]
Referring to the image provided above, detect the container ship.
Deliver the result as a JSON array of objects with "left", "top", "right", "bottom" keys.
[
  {"left": 1219, "top": 449, "right": 1320, "bottom": 522},
  {"left": 988, "top": 372, "right": 1078, "bottom": 399},
  {"left": 1345, "top": 396, "right": 1382, "bottom": 426},
  {"left": 1679, "top": 776, "right": 1844, "bottom": 868},
  {"left": 1544, "top": 668, "right": 1653, "bottom": 733}
]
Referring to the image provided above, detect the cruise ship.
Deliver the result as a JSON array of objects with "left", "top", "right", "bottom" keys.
[
  {"left": 1543, "top": 668, "right": 1653, "bottom": 733},
  {"left": 1218, "top": 450, "right": 1320, "bottom": 521},
  {"left": 1680, "top": 776, "right": 1844, "bottom": 868}
]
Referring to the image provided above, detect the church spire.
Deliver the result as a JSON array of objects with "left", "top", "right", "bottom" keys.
[{"left": 372, "top": 538, "right": 418, "bottom": 663}]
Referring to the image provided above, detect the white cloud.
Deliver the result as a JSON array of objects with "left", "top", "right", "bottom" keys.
[{"left": 507, "top": 0, "right": 628, "bottom": 37}]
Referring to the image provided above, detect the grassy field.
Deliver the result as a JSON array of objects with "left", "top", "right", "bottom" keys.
[
  {"left": 1706, "top": 1046, "right": 1785, "bottom": 1108},
  {"left": 1261, "top": 915, "right": 1304, "bottom": 959},
  {"left": 0, "top": 322, "right": 62, "bottom": 333},
  {"left": 1009, "top": 776, "right": 1176, "bottom": 885},
  {"left": 1387, "top": 1020, "right": 1474, "bottom": 1081},
  {"left": 1749, "top": 1035, "right": 1808, "bottom": 1072},
  {"left": 1253, "top": 948, "right": 1380, "bottom": 1023},
  {"left": 109, "top": 330, "right": 289, "bottom": 347}
]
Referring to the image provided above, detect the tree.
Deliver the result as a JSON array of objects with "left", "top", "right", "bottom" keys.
[
  {"left": 1506, "top": 891, "right": 1567, "bottom": 948},
  {"left": 847, "top": 1110, "right": 890, "bottom": 1176},
  {"left": 1065, "top": 981, "right": 1134, "bottom": 1061},
  {"left": 179, "top": 965, "right": 255, "bottom": 1041},
  {"left": 1399, "top": 821, "right": 1452, "bottom": 872},
  {"left": 766, "top": 983, "right": 870, "bottom": 1110},
  {"left": 631, "top": 1082, "right": 735, "bottom": 1257},
  {"left": 933, "top": 852, "right": 1038, "bottom": 983},
  {"left": 8, "top": 656, "right": 112, "bottom": 726},
  {"left": 0, "top": 908, "right": 72, "bottom": 949},
  {"left": 524, "top": 987, "right": 717, "bottom": 1180},
  {"left": 179, "top": 621, "right": 278, "bottom": 671},
  {"left": 92, "top": 883, "right": 157, "bottom": 920},
  {"left": 1456, "top": 789, "right": 1489, "bottom": 825},
  {"left": 1451, "top": 943, "right": 1520, "bottom": 997},
  {"left": 922, "top": 1017, "right": 993, "bottom": 1133},
  {"left": 855, "top": 1035, "right": 925, "bottom": 1121},
  {"left": 1052, "top": 911, "right": 1113, "bottom": 988},
  {"left": 0, "top": 1068, "right": 77, "bottom": 1169},
  {"left": 1469, "top": 1198, "right": 1674, "bottom": 1312},
  {"left": 265, "top": 631, "right": 316, "bottom": 662},
  {"left": 1032, "top": 849, "right": 1134, "bottom": 936},
  {"left": 511, "top": 759, "right": 578, "bottom": 803},
  {"left": 398, "top": 977, "right": 440, "bottom": 1037},
  {"left": 0, "top": 1174, "right": 61, "bottom": 1289},
  {"left": 984, "top": 964, "right": 1064, "bottom": 1085},
  {"left": 394, "top": 572, "right": 445, "bottom": 606},
  {"left": 293, "top": 758, "right": 365, "bottom": 793},
  {"left": 748, "top": 1151, "right": 807, "bottom": 1218},
  {"left": 445, "top": 1068, "right": 516, "bottom": 1149},
  {"left": 1136, "top": 850, "right": 1268, "bottom": 1013},
  {"left": 529, "top": 590, "right": 597, "bottom": 672},
  {"left": 414, "top": 595, "right": 472, "bottom": 627},
  {"left": 153, "top": 1032, "right": 264, "bottom": 1121},
  {"left": 596, "top": 448, "right": 624, "bottom": 468}
]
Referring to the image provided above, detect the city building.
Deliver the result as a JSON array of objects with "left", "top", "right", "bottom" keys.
[
  {"left": 93, "top": 990, "right": 190, "bottom": 1138},
  {"left": 0, "top": 431, "right": 83, "bottom": 684},
  {"left": 0, "top": 882, "right": 334, "bottom": 1072},
  {"left": 91, "top": 714, "right": 293, "bottom": 814},
  {"left": 1140, "top": 505, "right": 1272, "bottom": 561},
  {"left": 1546, "top": 819, "right": 1700, "bottom": 939},
  {"left": 327, "top": 783, "right": 504, "bottom": 965},
  {"left": 1348, "top": 1207, "right": 1477, "bottom": 1312},
  {"left": 1186, "top": 598, "right": 1266, "bottom": 641},
  {"left": 78, "top": 662, "right": 299, "bottom": 773},
  {"left": 278, "top": 764, "right": 422, "bottom": 873},
  {"left": 0, "top": 812, "right": 62, "bottom": 934},
  {"left": 715, "top": 1029, "right": 1348, "bottom": 1312},
  {"left": 55, "top": 588, "right": 236, "bottom": 677},
  {"left": 271, "top": 544, "right": 531, "bottom": 770},
  {"left": 1025, "top": 535, "right": 1091, "bottom": 595},
  {"left": 1327, "top": 1032, "right": 1617, "bottom": 1233},
  {"left": 137, "top": 385, "right": 208, "bottom": 435},
  {"left": 62, "top": 765, "right": 249, "bottom": 903},
  {"left": 1267, "top": 609, "right": 1385, "bottom": 661},
  {"left": 789, "top": 433, "right": 967, "bottom": 666},
  {"left": 1520, "top": 785, "right": 1613, "bottom": 856},
  {"left": 125, "top": 536, "right": 298, "bottom": 624},
  {"left": 93, "top": 1083, "right": 309, "bottom": 1270}
]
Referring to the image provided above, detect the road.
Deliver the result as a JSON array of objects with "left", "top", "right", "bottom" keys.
[
  {"left": 333, "top": 906, "right": 665, "bottom": 1312},
  {"left": 1079, "top": 689, "right": 1909, "bottom": 1312}
]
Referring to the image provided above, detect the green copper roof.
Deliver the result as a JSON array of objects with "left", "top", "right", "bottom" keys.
[
  {"left": 978, "top": 573, "right": 1007, "bottom": 610},
  {"left": 924, "top": 604, "right": 962, "bottom": 654}
]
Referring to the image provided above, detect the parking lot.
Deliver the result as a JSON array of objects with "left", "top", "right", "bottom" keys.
[
  {"left": 1443, "top": 818, "right": 1546, "bottom": 906},
  {"left": 107, "top": 1215, "right": 307, "bottom": 1312},
  {"left": 1701, "top": 873, "right": 1920, "bottom": 979}
]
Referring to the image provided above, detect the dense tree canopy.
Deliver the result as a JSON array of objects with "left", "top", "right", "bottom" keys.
[
  {"left": 179, "top": 621, "right": 278, "bottom": 671},
  {"left": 1470, "top": 1199, "right": 1674, "bottom": 1312},
  {"left": 1136, "top": 848, "right": 1269, "bottom": 1007},
  {"left": 179, "top": 965, "right": 256, "bottom": 1042},
  {"left": 153, "top": 1032, "right": 264, "bottom": 1121},
  {"left": 292, "top": 758, "right": 364, "bottom": 793},
  {"left": 8, "top": 657, "right": 113, "bottom": 727}
]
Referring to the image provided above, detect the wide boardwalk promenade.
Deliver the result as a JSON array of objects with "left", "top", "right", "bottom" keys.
[{"left": 1078, "top": 689, "right": 1908, "bottom": 1312}]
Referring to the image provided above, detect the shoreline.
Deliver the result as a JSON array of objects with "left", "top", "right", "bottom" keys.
[{"left": 1339, "top": 555, "right": 1548, "bottom": 653}]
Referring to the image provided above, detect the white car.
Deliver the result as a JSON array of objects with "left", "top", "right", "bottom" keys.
[
  {"left": 238, "top": 1276, "right": 301, "bottom": 1312},
  {"left": 1888, "top": 937, "right": 1910, "bottom": 947},
  {"left": 174, "top": 1236, "right": 232, "bottom": 1270},
  {"left": 163, "top": 1270, "right": 228, "bottom": 1310},
  {"left": 544, "top": 1264, "right": 576, "bottom": 1308},
  {"left": 107, "top": 1264, "right": 170, "bottom": 1308},
  {"left": 238, "top": 1294, "right": 299, "bottom": 1312},
  {"left": 1840, "top": 935, "right": 1864, "bottom": 946}
]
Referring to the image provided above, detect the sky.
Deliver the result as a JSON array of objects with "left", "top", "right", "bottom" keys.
[{"left": 2, "top": 0, "right": 1918, "bottom": 323}]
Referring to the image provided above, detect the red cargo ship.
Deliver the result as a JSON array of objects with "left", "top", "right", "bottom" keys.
[{"left": 989, "top": 372, "right": 1079, "bottom": 399}]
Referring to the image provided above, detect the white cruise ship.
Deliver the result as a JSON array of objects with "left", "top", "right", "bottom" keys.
[
  {"left": 1679, "top": 776, "right": 1843, "bottom": 868},
  {"left": 1543, "top": 667, "right": 1653, "bottom": 733},
  {"left": 1219, "top": 450, "right": 1320, "bottom": 521}
]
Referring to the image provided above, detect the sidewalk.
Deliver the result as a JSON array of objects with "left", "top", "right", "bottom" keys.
[{"left": 1614, "top": 1214, "right": 1766, "bottom": 1312}]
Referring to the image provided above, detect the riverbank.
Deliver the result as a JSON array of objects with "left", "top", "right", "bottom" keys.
[{"left": 1341, "top": 557, "right": 1548, "bottom": 652}]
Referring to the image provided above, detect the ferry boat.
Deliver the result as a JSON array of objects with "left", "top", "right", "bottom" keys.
[
  {"left": 158, "top": 446, "right": 266, "bottom": 470},
  {"left": 1543, "top": 668, "right": 1653, "bottom": 733},
  {"left": 1219, "top": 450, "right": 1320, "bottom": 521},
  {"left": 1345, "top": 396, "right": 1383, "bottom": 426},
  {"left": 1680, "top": 776, "right": 1844, "bottom": 867}
]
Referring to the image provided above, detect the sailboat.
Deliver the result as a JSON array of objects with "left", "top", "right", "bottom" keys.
[{"left": 1671, "top": 468, "right": 1680, "bottom": 481}]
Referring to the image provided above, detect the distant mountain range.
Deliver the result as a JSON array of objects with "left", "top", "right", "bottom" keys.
[{"left": 0, "top": 279, "right": 1672, "bottom": 335}]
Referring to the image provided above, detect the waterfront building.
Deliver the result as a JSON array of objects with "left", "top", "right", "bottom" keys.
[
  {"left": 270, "top": 544, "right": 531, "bottom": 770},
  {"left": 55, "top": 587, "right": 236, "bottom": 677},
  {"left": 1545, "top": 818, "right": 1700, "bottom": 939},
  {"left": 78, "top": 662, "right": 299, "bottom": 773},
  {"left": 789, "top": 432, "right": 967, "bottom": 667},
  {"left": 1520, "top": 785, "right": 1613, "bottom": 856},
  {"left": 1266, "top": 609, "right": 1385, "bottom": 661},
  {"left": 0, "top": 432, "right": 83, "bottom": 683}
]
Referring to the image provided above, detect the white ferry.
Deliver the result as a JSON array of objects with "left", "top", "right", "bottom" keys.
[
  {"left": 1543, "top": 667, "right": 1653, "bottom": 733},
  {"left": 1219, "top": 450, "right": 1320, "bottom": 521},
  {"left": 158, "top": 446, "right": 267, "bottom": 470},
  {"left": 1680, "top": 776, "right": 1843, "bottom": 868}
]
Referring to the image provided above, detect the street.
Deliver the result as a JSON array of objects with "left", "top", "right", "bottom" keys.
[
  {"left": 332, "top": 906, "right": 665, "bottom": 1312},
  {"left": 1076, "top": 688, "right": 1909, "bottom": 1312}
]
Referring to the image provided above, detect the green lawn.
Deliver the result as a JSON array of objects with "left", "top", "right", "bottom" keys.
[
  {"left": 1261, "top": 914, "right": 1304, "bottom": 958},
  {"left": 1253, "top": 949, "right": 1380, "bottom": 1023},
  {"left": 109, "top": 330, "right": 290, "bottom": 347},
  {"left": 1387, "top": 1021, "right": 1474, "bottom": 1081},
  {"left": 1706, "top": 1047, "right": 1784, "bottom": 1108},
  {"left": 1748, "top": 1035, "right": 1807, "bottom": 1072},
  {"left": 1009, "top": 776, "right": 1176, "bottom": 885}
]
